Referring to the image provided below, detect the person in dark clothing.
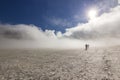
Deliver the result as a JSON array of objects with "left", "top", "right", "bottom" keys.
[{"left": 85, "top": 44, "right": 89, "bottom": 50}]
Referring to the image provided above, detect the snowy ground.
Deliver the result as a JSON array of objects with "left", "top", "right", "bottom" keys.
[{"left": 0, "top": 47, "right": 120, "bottom": 80}]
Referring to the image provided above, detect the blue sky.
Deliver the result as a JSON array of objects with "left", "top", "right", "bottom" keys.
[{"left": 0, "top": 0, "right": 118, "bottom": 32}]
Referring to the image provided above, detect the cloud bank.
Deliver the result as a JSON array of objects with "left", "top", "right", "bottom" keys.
[
  {"left": 64, "top": 6, "right": 120, "bottom": 39},
  {"left": 0, "top": 24, "right": 85, "bottom": 49},
  {"left": 0, "top": 6, "right": 120, "bottom": 49}
]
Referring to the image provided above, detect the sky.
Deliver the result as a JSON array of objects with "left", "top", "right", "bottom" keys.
[
  {"left": 0, "top": 0, "right": 118, "bottom": 32},
  {"left": 0, "top": 0, "right": 120, "bottom": 49}
]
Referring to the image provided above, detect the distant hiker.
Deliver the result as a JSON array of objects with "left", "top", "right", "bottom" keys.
[{"left": 85, "top": 44, "right": 89, "bottom": 51}]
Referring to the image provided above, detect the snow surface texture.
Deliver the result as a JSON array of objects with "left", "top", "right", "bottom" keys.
[{"left": 0, "top": 47, "right": 120, "bottom": 80}]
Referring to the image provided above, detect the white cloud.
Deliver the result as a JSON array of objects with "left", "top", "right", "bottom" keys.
[
  {"left": 61, "top": 5, "right": 120, "bottom": 47},
  {"left": 63, "top": 6, "right": 120, "bottom": 40},
  {"left": 94, "top": 0, "right": 118, "bottom": 13},
  {"left": 0, "top": 6, "right": 120, "bottom": 49},
  {"left": 118, "top": 0, "right": 120, "bottom": 4},
  {"left": 0, "top": 24, "right": 48, "bottom": 40},
  {"left": 49, "top": 18, "right": 72, "bottom": 27},
  {"left": 0, "top": 24, "right": 85, "bottom": 49}
]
